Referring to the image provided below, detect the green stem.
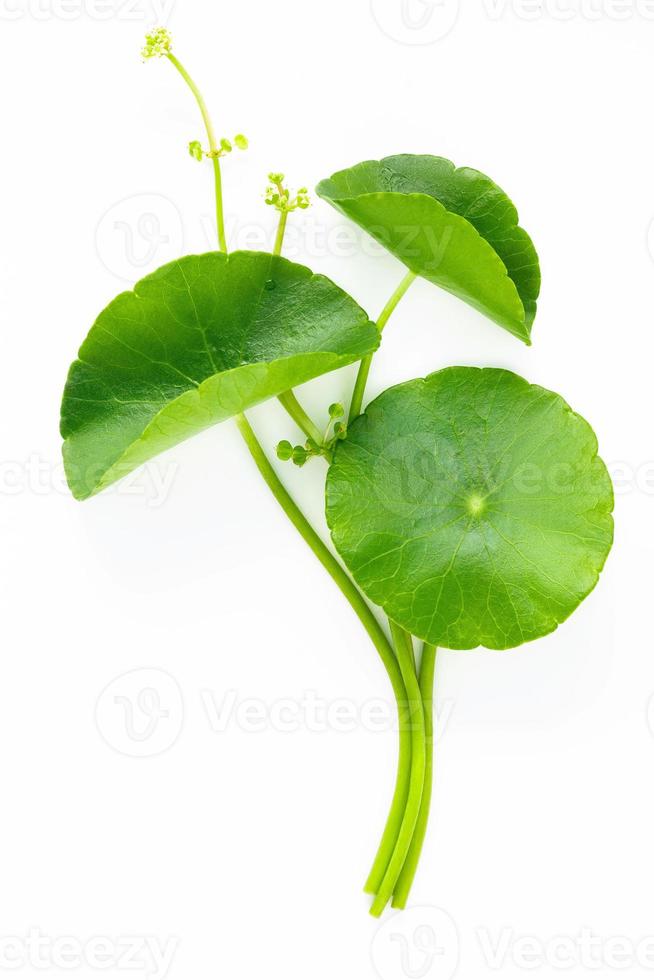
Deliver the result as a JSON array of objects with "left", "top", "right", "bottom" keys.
[
  {"left": 273, "top": 209, "right": 289, "bottom": 257},
  {"left": 369, "top": 623, "right": 425, "bottom": 918},
  {"left": 166, "top": 52, "right": 228, "bottom": 252},
  {"left": 277, "top": 390, "right": 324, "bottom": 446},
  {"left": 166, "top": 50, "right": 414, "bottom": 909},
  {"left": 392, "top": 643, "right": 437, "bottom": 908},
  {"left": 349, "top": 270, "right": 417, "bottom": 423},
  {"left": 270, "top": 194, "right": 323, "bottom": 444},
  {"left": 167, "top": 47, "right": 391, "bottom": 691},
  {"left": 364, "top": 630, "right": 414, "bottom": 896},
  {"left": 234, "top": 411, "right": 408, "bottom": 719}
]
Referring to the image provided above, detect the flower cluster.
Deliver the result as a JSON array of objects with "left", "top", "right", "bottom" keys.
[
  {"left": 276, "top": 404, "right": 346, "bottom": 467},
  {"left": 188, "top": 135, "right": 248, "bottom": 161},
  {"left": 265, "top": 173, "right": 310, "bottom": 213},
  {"left": 141, "top": 27, "right": 173, "bottom": 60}
]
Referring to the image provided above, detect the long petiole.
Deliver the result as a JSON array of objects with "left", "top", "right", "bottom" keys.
[
  {"left": 235, "top": 411, "right": 408, "bottom": 710},
  {"left": 165, "top": 52, "right": 228, "bottom": 252},
  {"left": 167, "top": 49, "right": 415, "bottom": 909},
  {"left": 271, "top": 195, "right": 322, "bottom": 438},
  {"left": 349, "top": 270, "right": 417, "bottom": 423},
  {"left": 277, "top": 390, "right": 324, "bottom": 446},
  {"left": 364, "top": 624, "right": 414, "bottom": 897},
  {"left": 352, "top": 269, "right": 419, "bottom": 900},
  {"left": 392, "top": 642, "right": 437, "bottom": 908},
  {"left": 369, "top": 622, "right": 426, "bottom": 918}
]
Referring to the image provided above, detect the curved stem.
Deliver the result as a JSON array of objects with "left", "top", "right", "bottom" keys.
[
  {"left": 165, "top": 49, "right": 415, "bottom": 909},
  {"left": 277, "top": 390, "right": 324, "bottom": 446},
  {"left": 166, "top": 43, "right": 403, "bottom": 707},
  {"left": 392, "top": 643, "right": 437, "bottom": 908},
  {"left": 370, "top": 622, "right": 425, "bottom": 918},
  {"left": 349, "top": 270, "right": 417, "bottom": 422},
  {"left": 364, "top": 629, "right": 414, "bottom": 896},
  {"left": 166, "top": 52, "right": 227, "bottom": 252},
  {"left": 234, "top": 412, "right": 407, "bottom": 712}
]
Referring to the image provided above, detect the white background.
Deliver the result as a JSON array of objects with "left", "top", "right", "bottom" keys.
[{"left": 1, "top": 1, "right": 654, "bottom": 978}]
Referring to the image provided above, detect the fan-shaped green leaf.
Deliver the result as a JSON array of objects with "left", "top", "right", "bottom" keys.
[
  {"left": 316, "top": 155, "right": 540, "bottom": 343},
  {"left": 326, "top": 367, "right": 613, "bottom": 650},
  {"left": 61, "top": 251, "right": 378, "bottom": 500}
]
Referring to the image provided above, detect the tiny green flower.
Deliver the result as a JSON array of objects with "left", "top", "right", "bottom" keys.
[
  {"left": 188, "top": 140, "right": 204, "bottom": 162},
  {"left": 234, "top": 134, "right": 249, "bottom": 150},
  {"left": 141, "top": 27, "right": 173, "bottom": 60},
  {"left": 276, "top": 440, "right": 294, "bottom": 462},
  {"left": 296, "top": 188, "right": 311, "bottom": 210},
  {"left": 220, "top": 138, "right": 233, "bottom": 153}
]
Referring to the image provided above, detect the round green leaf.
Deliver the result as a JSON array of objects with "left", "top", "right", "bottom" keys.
[
  {"left": 316, "top": 155, "right": 540, "bottom": 343},
  {"left": 326, "top": 368, "right": 613, "bottom": 650},
  {"left": 61, "top": 251, "right": 379, "bottom": 500}
]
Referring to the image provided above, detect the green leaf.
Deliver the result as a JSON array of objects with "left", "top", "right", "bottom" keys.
[
  {"left": 316, "top": 155, "right": 540, "bottom": 343},
  {"left": 61, "top": 251, "right": 379, "bottom": 500},
  {"left": 325, "top": 367, "right": 613, "bottom": 650}
]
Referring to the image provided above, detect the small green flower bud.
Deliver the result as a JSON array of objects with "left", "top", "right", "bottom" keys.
[
  {"left": 292, "top": 446, "right": 308, "bottom": 466},
  {"left": 268, "top": 172, "right": 285, "bottom": 185},
  {"left": 276, "top": 440, "right": 293, "bottom": 461},
  {"left": 296, "top": 187, "right": 310, "bottom": 207},
  {"left": 220, "top": 138, "right": 232, "bottom": 153},
  {"left": 234, "top": 134, "right": 248, "bottom": 150},
  {"left": 328, "top": 402, "right": 344, "bottom": 420},
  {"left": 142, "top": 27, "right": 172, "bottom": 59},
  {"left": 188, "top": 140, "right": 203, "bottom": 162},
  {"left": 333, "top": 421, "right": 347, "bottom": 439}
]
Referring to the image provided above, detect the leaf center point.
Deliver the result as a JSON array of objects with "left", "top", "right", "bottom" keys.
[{"left": 465, "top": 492, "right": 486, "bottom": 518}]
